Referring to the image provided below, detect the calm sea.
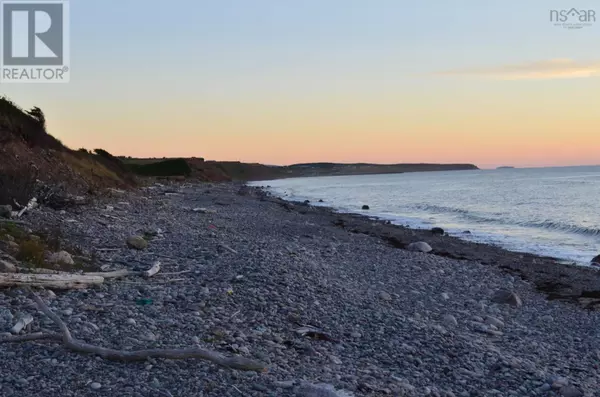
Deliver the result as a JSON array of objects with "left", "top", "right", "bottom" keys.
[{"left": 251, "top": 166, "right": 600, "bottom": 264}]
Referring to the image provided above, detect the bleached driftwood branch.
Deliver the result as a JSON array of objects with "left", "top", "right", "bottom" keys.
[
  {"left": 0, "top": 273, "right": 104, "bottom": 289},
  {"left": 17, "top": 198, "right": 37, "bottom": 217},
  {"left": 86, "top": 261, "right": 161, "bottom": 279},
  {"left": 3, "top": 262, "right": 163, "bottom": 289},
  {"left": 0, "top": 290, "right": 267, "bottom": 372}
]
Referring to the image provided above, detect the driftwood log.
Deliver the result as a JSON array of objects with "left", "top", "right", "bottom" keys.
[
  {"left": 17, "top": 197, "right": 37, "bottom": 217},
  {"left": 0, "top": 290, "right": 267, "bottom": 372},
  {"left": 0, "top": 273, "right": 104, "bottom": 289},
  {"left": 1, "top": 261, "right": 162, "bottom": 289}
]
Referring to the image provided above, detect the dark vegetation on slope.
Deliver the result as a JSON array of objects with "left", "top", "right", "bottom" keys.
[
  {"left": 0, "top": 97, "right": 136, "bottom": 206},
  {"left": 128, "top": 158, "right": 192, "bottom": 177}
]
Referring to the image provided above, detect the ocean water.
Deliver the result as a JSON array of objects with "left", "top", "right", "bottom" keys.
[{"left": 250, "top": 166, "right": 600, "bottom": 265}]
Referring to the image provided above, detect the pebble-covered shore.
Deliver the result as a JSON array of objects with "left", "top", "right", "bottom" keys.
[{"left": 0, "top": 182, "right": 599, "bottom": 397}]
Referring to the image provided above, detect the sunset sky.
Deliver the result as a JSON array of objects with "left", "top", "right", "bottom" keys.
[{"left": 2, "top": 0, "right": 599, "bottom": 169}]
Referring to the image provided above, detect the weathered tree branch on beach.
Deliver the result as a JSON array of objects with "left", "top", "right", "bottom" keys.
[
  {"left": 17, "top": 197, "right": 37, "bottom": 217},
  {"left": 0, "top": 273, "right": 105, "bottom": 289},
  {"left": 86, "top": 261, "right": 161, "bottom": 279},
  {"left": 3, "top": 262, "right": 162, "bottom": 289},
  {"left": 0, "top": 290, "right": 268, "bottom": 372}
]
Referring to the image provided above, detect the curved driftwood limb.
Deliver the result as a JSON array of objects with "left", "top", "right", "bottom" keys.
[
  {"left": 0, "top": 290, "right": 267, "bottom": 372},
  {"left": 0, "top": 332, "right": 62, "bottom": 343}
]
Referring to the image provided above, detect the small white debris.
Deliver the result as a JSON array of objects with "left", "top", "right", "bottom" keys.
[{"left": 11, "top": 313, "right": 33, "bottom": 334}]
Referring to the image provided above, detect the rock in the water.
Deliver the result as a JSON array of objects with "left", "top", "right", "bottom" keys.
[
  {"left": 407, "top": 242, "right": 432, "bottom": 253},
  {"left": 362, "top": 205, "right": 370, "bottom": 210},
  {"left": 0, "top": 259, "right": 16, "bottom": 273},
  {"left": 491, "top": 289, "right": 522, "bottom": 307},
  {"left": 49, "top": 251, "right": 75, "bottom": 266},
  {"left": 126, "top": 236, "right": 148, "bottom": 250},
  {"left": 591, "top": 254, "right": 600, "bottom": 264},
  {"left": 0, "top": 204, "right": 12, "bottom": 219},
  {"left": 431, "top": 227, "right": 445, "bottom": 236}
]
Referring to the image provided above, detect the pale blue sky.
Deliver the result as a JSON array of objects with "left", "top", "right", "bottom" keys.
[{"left": 2, "top": 1, "right": 598, "bottom": 167}]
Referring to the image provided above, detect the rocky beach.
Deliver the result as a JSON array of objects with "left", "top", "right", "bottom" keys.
[{"left": 1, "top": 182, "right": 599, "bottom": 397}]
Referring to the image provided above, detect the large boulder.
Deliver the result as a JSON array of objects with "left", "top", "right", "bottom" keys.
[
  {"left": 407, "top": 242, "right": 432, "bottom": 253},
  {"left": 0, "top": 308, "right": 13, "bottom": 331},
  {"left": 126, "top": 236, "right": 148, "bottom": 250},
  {"left": 361, "top": 205, "right": 370, "bottom": 210},
  {"left": 0, "top": 259, "right": 16, "bottom": 273},
  {"left": 49, "top": 251, "right": 75, "bottom": 266},
  {"left": 591, "top": 254, "right": 600, "bottom": 265},
  {"left": 6, "top": 241, "right": 19, "bottom": 254},
  {"left": 0, "top": 205, "right": 12, "bottom": 219},
  {"left": 431, "top": 227, "right": 445, "bottom": 236},
  {"left": 491, "top": 289, "right": 522, "bottom": 307}
]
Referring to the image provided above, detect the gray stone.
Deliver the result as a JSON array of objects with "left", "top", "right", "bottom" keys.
[
  {"left": 0, "top": 259, "right": 16, "bottom": 273},
  {"left": 551, "top": 377, "right": 569, "bottom": 389},
  {"left": 484, "top": 316, "right": 504, "bottom": 328},
  {"left": 490, "top": 289, "right": 522, "bottom": 307},
  {"left": 49, "top": 251, "right": 75, "bottom": 266},
  {"left": 90, "top": 382, "right": 102, "bottom": 390},
  {"left": 329, "top": 355, "right": 342, "bottom": 365},
  {"left": 407, "top": 242, "right": 432, "bottom": 253},
  {"left": 0, "top": 308, "right": 13, "bottom": 330},
  {"left": 126, "top": 236, "right": 148, "bottom": 250},
  {"left": 379, "top": 291, "right": 392, "bottom": 301},
  {"left": 0, "top": 204, "right": 12, "bottom": 219},
  {"left": 560, "top": 386, "right": 583, "bottom": 397},
  {"left": 442, "top": 314, "right": 458, "bottom": 327},
  {"left": 295, "top": 382, "right": 354, "bottom": 397},
  {"left": 6, "top": 241, "right": 19, "bottom": 253}
]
